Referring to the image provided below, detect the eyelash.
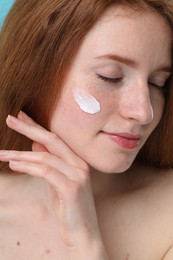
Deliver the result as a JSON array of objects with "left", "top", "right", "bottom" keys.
[
  {"left": 148, "top": 82, "right": 166, "bottom": 92},
  {"left": 97, "top": 74, "right": 166, "bottom": 91},
  {"left": 97, "top": 74, "right": 122, "bottom": 84}
]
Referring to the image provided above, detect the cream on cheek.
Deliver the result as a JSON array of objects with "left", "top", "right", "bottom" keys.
[{"left": 73, "top": 88, "right": 101, "bottom": 114}]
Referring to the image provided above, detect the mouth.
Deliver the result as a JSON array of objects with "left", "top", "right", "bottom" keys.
[{"left": 100, "top": 131, "right": 141, "bottom": 150}]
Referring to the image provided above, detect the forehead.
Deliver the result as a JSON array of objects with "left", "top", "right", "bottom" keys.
[
  {"left": 91, "top": 5, "right": 172, "bottom": 41},
  {"left": 75, "top": 5, "right": 172, "bottom": 70}
]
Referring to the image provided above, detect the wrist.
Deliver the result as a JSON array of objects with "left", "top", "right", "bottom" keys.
[{"left": 68, "top": 239, "right": 110, "bottom": 260}]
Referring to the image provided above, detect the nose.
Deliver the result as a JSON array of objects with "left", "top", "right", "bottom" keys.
[{"left": 118, "top": 80, "right": 154, "bottom": 125}]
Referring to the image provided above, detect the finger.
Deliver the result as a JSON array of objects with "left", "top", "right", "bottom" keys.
[
  {"left": 17, "top": 111, "right": 38, "bottom": 125},
  {"left": 18, "top": 112, "right": 87, "bottom": 168},
  {"left": 8, "top": 160, "right": 88, "bottom": 204},
  {"left": 0, "top": 150, "right": 83, "bottom": 180},
  {"left": 17, "top": 111, "right": 46, "bottom": 131},
  {"left": 8, "top": 160, "right": 69, "bottom": 197},
  {"left": 6, "top": 115, "right": 87, "bottom": 170}
]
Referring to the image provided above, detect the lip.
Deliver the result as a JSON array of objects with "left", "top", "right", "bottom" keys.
[{"left": 101, "top": 131, "right": 141, "bottom": 149}]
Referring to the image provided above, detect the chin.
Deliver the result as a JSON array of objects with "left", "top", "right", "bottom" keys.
[{"left": 89, "top": 156, "right": 136, "bottom": 174}]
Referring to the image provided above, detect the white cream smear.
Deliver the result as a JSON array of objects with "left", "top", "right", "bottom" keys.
[{"left": 73, "top": 88, "right": 100, "bottom": 114}]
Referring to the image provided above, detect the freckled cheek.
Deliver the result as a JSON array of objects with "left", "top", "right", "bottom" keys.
[
  {"left": 65, "top": 100, "right": 104, "bottom": 132},
  {"left": 50, "top": 89, "right": 116, "bottom": 137},
  {"left": 72, "top": 90, "right": 116, "bottom": 118},
  {"left": 50, "top": 98, "right": 99, "bottom": 137},
  {"left": 95, "top": 92, "right": 118, "bottom": 116}
]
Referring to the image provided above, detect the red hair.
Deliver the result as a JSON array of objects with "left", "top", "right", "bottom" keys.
[{"left": 0, "top": 0, "right": 173, "bottom": 172}]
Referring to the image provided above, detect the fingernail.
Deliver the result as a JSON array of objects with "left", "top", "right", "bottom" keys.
[
  {"left": 18, "top": 111, "right": 26, "bottom": 118},
  {"left": 0, "top": 150, "right": 8, "bottom": 156},
  {"left": 9, "top": 160, "right": 18, "bottom": 166},
  {"left": 7, "top": 115, "right": 18, "bottom": 122}
]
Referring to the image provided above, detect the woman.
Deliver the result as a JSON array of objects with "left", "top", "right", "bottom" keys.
[{"left": 0, "top": 0, "right": 173, "bottom": 259}]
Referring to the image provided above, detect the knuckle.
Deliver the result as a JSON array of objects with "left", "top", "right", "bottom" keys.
[
  {"left": 41, "top": 165, "right": 53, "bottom": 176},
  {"left": 39, "top": 152, "right": 49, "bottom": 162},
  {"left": 42, "top": 132, "right": 57, "bottom": 145},
  {"left": 50, "top": 132, "right": 58, "bottom": 142}
]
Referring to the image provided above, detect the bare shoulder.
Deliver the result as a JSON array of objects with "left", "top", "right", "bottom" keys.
[
  {"left": 0, "top": 172, "right": 47, "bottom": 207},
  {"left": 149, "top": 166, "right": 173, "bottom": 199},
  {"left": 133, "top": 164, "right": 173, "bottom": 209},
  {"left": 137, "top": 165, "right": 173, "bottom": 259},
  {"left": 0, "top": 171, "right": 49, "bottom": 225},
  {"left": 0, "top": 172, "right": 68, "bottom": 260},
  {"left": 102, "top": 164, "right": 173, "bottom": 260},
  {"left": 129, "top": 162, "right": 173, "bottom": 194}
]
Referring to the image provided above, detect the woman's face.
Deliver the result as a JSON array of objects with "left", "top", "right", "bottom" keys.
[{"left": 50, "top": 6, "right": 172, "bottom": 173}]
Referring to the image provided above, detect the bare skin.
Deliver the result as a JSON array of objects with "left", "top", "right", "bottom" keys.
[
  {"left": 0, "top": 162, "right": 173, "bottom": 259},
  {"left": 0, "top": 5, "right": 172, "bottom": 260}
]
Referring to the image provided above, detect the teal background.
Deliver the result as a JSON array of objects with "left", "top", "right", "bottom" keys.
[{"left": 0, "top": 0, "right": 14, "bottom": 27}]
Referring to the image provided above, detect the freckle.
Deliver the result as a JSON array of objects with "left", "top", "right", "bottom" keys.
[
  {"left": 17, "top": 241, "right": 20, "bottom": 246},
  {"left": 126, "top": 253, "right": 130, "bottom": 260},
  {"left": 46, "top": 249, "right": 51, "bottom": 254}
]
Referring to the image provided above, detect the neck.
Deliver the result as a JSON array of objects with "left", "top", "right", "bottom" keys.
[{"left": 90, "top": 168, "right": 125, "bottom": 204}]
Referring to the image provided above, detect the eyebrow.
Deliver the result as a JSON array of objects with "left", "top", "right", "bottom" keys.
[{"left": 95, "top": 54, "right": 172, "bottom": 73}]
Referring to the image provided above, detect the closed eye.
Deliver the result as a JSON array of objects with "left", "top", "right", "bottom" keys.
[
  {"left": 148, "top": 74, "right": 171, "bottom": 92},
  {"left": 97, "top": 74, "right": 122, "bottom": 84},
  {"left": 149, "top": 82, "right": 164, "bottom": 89},
  {"left": 148, "top": 79, "right": 169, "bottom": 92}
]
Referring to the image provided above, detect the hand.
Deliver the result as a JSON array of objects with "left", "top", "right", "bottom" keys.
[{"left": 0, "top": 111, "right": 109, "bottom": 260}]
